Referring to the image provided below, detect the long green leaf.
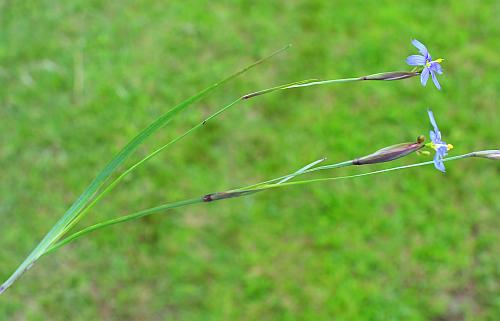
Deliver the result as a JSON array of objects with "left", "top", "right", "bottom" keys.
[{"left": 0, "top": 45, "right": 290, "bottom": 294}]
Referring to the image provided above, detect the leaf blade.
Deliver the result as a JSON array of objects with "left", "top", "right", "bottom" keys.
[{"left": 0, "top": 45, "right": 291, "bottom": 294}]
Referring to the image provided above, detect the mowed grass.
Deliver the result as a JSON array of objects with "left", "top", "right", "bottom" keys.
[{"left": 1, "top": 1, "right": 499, "bottom": 320}]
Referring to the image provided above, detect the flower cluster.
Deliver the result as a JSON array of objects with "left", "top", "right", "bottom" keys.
[{"left": 404, "top": 40, "right": 455, "bottom": 171}]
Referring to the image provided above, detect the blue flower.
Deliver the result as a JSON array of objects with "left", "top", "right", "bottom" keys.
[
  {"left": 406, "top": 39, "right": 444, "bottom": 90},
  {"left": 427, "top": 109, "right": 453, "bottom": 172}
]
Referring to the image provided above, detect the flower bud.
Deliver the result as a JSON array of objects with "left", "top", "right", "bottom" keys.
[
  {"left": 362, "top": 71, "right": 420, "bottom": 81},
  {"left": 471, "top": 150, "right": 500, "bottom": 160},
  {"left": 353, "top": 136, "right": 425, "bottom": 165}
]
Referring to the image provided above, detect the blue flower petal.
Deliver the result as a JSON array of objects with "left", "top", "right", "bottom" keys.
[
  {"left": 421, "top": 68, "right": 430, "bottom": 86},
  {"left": 433, "top": 153, "right": 446, "bottom": 172},
  {"left": 406, "top": 55, "right": 426, "bottom": 66},
  {"left": 427, "top": 110, "right": 449, "bottom": 173},
  {"left": 431, "top": 70, "right": 441, "bottom": 90},
  {"left": 430, "top": 62, "right": 443, "bottom": 74},
  {"left": 412, "top": 39, "right": 429, "bottom": 57},
  {"left": 427, "top": 109, "right": 438, "bottom": 130},
  {"left": 437, "top": 145, "right": 448, "bottom": 156},
  {"left": 430, "top": 130, "right": 436, "bottom": 143},
  {"left": 427, "top": 109, "right": 442, "bottom": 141}
]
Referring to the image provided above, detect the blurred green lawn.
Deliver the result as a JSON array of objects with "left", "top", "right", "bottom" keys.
[{"left": 1, "top": 1, "right": 499, "bottom": 320}]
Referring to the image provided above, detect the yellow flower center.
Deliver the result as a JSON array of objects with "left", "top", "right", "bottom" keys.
[
  {"left": 429, "top": 142, "right": 454, "bottom": 151},
  {"left": 426, "top": 58, "right": 444, "bottom": 68}
]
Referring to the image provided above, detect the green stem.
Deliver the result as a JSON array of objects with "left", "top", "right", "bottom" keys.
[
  {"left": 0, "top": 45, "right": 291, "bottom": 295},
  {"left": 45, "top": 197, "right": 204, "bottom": 255},
  {"left": 256, "top": 153, "right": 474, "bottom": 191},
  {"left": 59, "top": 97, "right": 244, "bottom": 237},
  {"left": 242, "top": 70, "right": 419, "bottom": 99},
  {"left": 53, "top": 46, "right": 291, "bottom": 245},
  {"left": 285, "top": 77, "right": 362, "bottom": 88},
  {"left": 59, "top": 78, "right": 314, "bottom": 238},
  {"left": 242, "top": 79, "right": 319, "bottom": 99},
  {"left": 47, "top": 153, "right": 476, "bottom": 255},
  {"left": 236, "top": 160, "right": 354, "bottom": 190},
  {"left": 242, "top": 77, "right": 360, "bottom": 99},
  {"left": 58, "top": 69, "right": 415, "bottom": 238}
]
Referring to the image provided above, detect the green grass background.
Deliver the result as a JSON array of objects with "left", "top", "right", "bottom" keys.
[{"left": 1, "top": 1, "right": 499, "bottom": 320}]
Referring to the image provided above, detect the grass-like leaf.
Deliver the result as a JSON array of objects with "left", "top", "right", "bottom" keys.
[{"left": 0, "top": 45, "right": 291, "bottom": 294}]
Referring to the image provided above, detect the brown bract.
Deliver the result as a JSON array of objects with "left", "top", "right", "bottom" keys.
[
  {"left": 353, "top": 137, "right": 425, "bottom": 165},
  {"left": 362, "top": 71, "right": 420, "bottom": 81}
]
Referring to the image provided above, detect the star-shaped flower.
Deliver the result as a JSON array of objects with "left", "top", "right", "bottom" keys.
[
  {"left": 427, "top": 109, "right": 453, "bottom": 172},
  {"left": 406, "top": 39, "right": 444, "bottom": 90}
]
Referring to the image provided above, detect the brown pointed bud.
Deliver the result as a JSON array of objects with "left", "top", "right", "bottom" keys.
[
  {"left": 362, "top": 71, "right": 420, "bottom": 81},
  {"left": 203, "top": 190, "right": 256, "bottom": 202},
  {"left": 471, "top": 150, "right": 500, "bottom": 160},
  {"left": 353, "top": 136, "right": 426, "bottom": 165}
]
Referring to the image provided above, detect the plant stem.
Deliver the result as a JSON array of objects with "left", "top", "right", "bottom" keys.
[
  {"left": 242, "top": 71, "right": 419, "bottom": 99},
  {"left": 0, "top": 45, "right": 291, "bottom": 295},
  {"left": 59, "top": 78, "right": 313, "bottom": 238},
  {"left": 59, "top": 69, "right": 416, "bottom": 238},
  {"left": 47, "top": 153, "right": 477, "bottom": 255},
  {"left": 45, "top": 197, "right": 204, "bottom": 255},
  {"left": 59, "top": 97, "right": 244, "bottom": 237},
  {"left": 256, "top": 153, "right": 474, "bottom": 191},
  {"left": 236, "top": 160, "right": 354, "bottom": 190},
  {"left": 285, "top": 77, "right": 362, "bottom": 88}
]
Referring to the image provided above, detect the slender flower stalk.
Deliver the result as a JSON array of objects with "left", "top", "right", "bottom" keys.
[
  {"left": 243, "top": 71, "right": 420, "bottom": 99},
  {"left": 48, "top": 41, "right": 434, "bottom": 252},
  {"left": 255, "top": 152, "right": 475, "bottom": 191},
  {"left": 0, "top": 41, "right": 448, "bottom": 294},
  {"left": 0, "top": 40, "right": 425, "bottom": 294},
  {"left": 0, "top": 46, "right": 292, "bottom": 295},
  {"left": 45, "top": 135, "right": 435, "bottom": 255},
  {"left": 243, "top": 39, "right": 443, "bottom": 100},
  {"left": 40, "top": 150, "right": 498, "bottom": 258},
  {"left": 236, "top": 136, "right": 426, "bottom": 191}
]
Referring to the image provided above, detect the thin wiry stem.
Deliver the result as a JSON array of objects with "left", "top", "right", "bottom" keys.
[
  {"left": 65, "top": 69, "right": 419, "bottom": 237},
  {"left": 255, "top": 153, "right": 474, "bottom": 191},
  {"left": 0, "top": 45, "right": 291, "bottom": 295},
  {"left": 46, "top": 153, "right": 478, "bottom": 254},
  {"left": 59, "top": 69, "right": 416, "bottom": 240},
  {"left": 45, "top": 197, "right": 204, "bottom": 255},
  {"left": 59, "top": 79, "right": 315, "bottom": 238},
  {"left": 58, "top": 97, "right": 243, "bottom": 237},
  {"left": 242, "top": 71, "right": 419, "bottom": 99},
  {"left": 235, "top": 160, "right": 354, "bottom": 191}
]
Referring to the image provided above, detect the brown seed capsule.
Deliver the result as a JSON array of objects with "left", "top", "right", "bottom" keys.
[{"left": 353, "top": 136, "right": 426, "bottom": 165}]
